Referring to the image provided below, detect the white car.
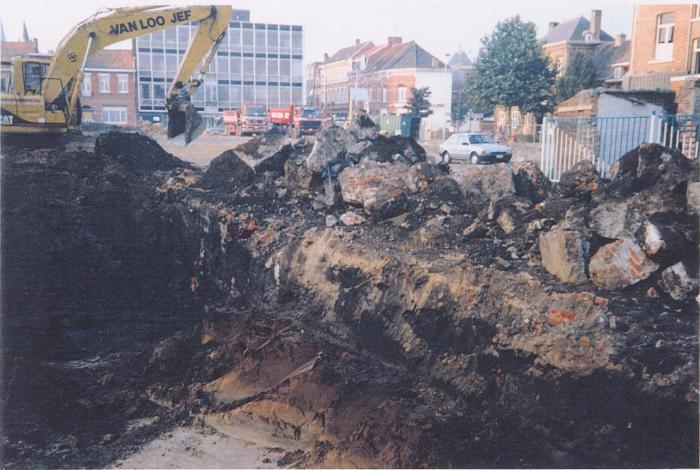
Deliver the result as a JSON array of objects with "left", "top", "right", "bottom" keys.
[{"left": 439, "top": 132, "right": 512, "bottom": 164}]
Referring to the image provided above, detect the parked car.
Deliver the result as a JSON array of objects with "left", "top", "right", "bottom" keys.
[{"left": 439, "top": 132, "right": 512, "bottom": 164}]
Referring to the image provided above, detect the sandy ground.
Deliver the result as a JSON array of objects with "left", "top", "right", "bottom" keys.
[
  {"left": 111, "top": 425, "right": 285, "bottom": 469},
  {"left": 152, "top": 134, "right": 249, "bottom": 167}
]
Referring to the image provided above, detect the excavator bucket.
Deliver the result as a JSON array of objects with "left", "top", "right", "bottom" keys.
[{"left": 167, "top": 104, "right": 205, "bottom": 145}]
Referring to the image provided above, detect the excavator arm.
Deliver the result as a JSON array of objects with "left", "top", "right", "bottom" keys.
[{"left": 42, "top": 5, "right": 232, "bottom": 143}]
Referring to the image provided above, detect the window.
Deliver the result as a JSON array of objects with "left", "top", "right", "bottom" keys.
[
  {"left": 22, "top": 62, "right": 46, "bottom": 93},
  {"left": 267, "top": 29, "right": 278, "bottom": 52},
  {"left": 693, "top": 4, "right": 700, "bottom": 19},
  {"left": 255, "top": 29, "right": 266, "bottom": 52},
  {"left": 153, "top": 83, "right": 165, "bottom": 107},
  {"left": 655, "top": 13, "right": 675, "bottom": 61},
  {"left": 81, "top": 73, "right": 92, "bottom": 96},
  {"left": 614, "top": 66, "right": 625, "bottom": 79},
  {"left": 101, "top": 106, "right": 127, "bottom": 124},
  {"left": 555, "top": 56, "right": 563, "bottom": 76},
  {"left": 693, "top": 39, "right": 700, "bottom": 74},
  {"left": 397, "top": 86, "right": 407, "bottom": 103},
  {"left": 117, "top": 74, "right": 129, "bottom": 93},
  {"left": 98, "top": 73, "right": 110, "bottom": 93},
  {"left": 140, "top": 83, "right": 152, "bottom": 107},
  {"left": 511, "top": 108, "right": 520, "bottom": 129},
  {"left": 584, "top": 31, "right": 593, "bottom": 42},
  {"left": 242, "top": 29, "right": 254, "bottom": 53}
]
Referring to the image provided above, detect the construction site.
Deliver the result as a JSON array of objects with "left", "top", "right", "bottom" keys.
[{"left": 1, "top": 3, "right": 699, "bottom": 469}]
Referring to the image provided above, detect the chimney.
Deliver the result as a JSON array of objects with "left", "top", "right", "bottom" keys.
[
  {"left": 614, "top": 33, "right": 626, "bottom": 47},
  {"left": 548, "top": 22, "right": 559, "bottom": 32},
  {"left": 590, "top": 10, "right": 601, "bottom": 40},
  {"left": 355, "top": 38, "right": 360, "bottom": 46},
  {"left": 323, "top": 52, "right": 329, "bottom": 62},
  {"left": 387, "top": 36, "right": 402, "bottom": 47}
]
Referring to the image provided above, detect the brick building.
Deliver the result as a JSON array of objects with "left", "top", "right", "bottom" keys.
[
  {"left": 80, "top": 50, "right": 137, "bottom": 126},
  {"left": 542, "top": 10, "right": 615, "bottom": 75},
  {"left": 625, "top": 4, "right": 700, "bottom": 114},
  {"left": 312, "top": 37, "right": 451, "bottom": 135}
]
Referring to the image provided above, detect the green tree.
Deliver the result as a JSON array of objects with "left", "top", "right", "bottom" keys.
[
  {"left": 405, "top": 87, "right": 432, "bottom": 138},
  {"left": 464, "top": 16, "right": 556, "bottom": 118},
  {"left": 555, "top": 52, "right": 601, "bottom": 102}
]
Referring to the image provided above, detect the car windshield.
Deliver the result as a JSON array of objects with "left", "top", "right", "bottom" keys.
[
  {"left": 246, "top": 106, "right": 267, "bottom": 116},
  {"left": 469, "top": 134, "right": 494, "bottom": 144},
  {"left": 302, "top": 109, "right": 319, "bottom": 118}
]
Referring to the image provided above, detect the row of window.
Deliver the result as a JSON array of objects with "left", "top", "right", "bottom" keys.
[
  {"left": 101, "top": 106, "right": 128, "bottom": 124},
  {"left": 137, "top": 52, "right": 303, "bottom": 82},
  {"left": 135, "top": 25, "right": 302, "bottom": 55},
  {"left": 138, "top": 82, "right": 303, "bottom": 109},
  {"left": 80, "top": 73, "right": 129, "bottom": 96}
]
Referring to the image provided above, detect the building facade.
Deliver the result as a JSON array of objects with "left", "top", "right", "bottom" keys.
[
  {"left": 312, "top": 37, "right": 451, "bottom": 136},
  {"left": 134, "top": 10, "right": 303, "bottom": 124},
  {"left": 80, "top": 50, "right": 137, "bottom": 126},
  {"left": 625, "top": 4, "right": 700, "bottom": 102}
]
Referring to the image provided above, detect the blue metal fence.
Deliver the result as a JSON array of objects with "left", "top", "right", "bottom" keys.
[{"left": 540, "top": 113, "right": 699, "bottom": 181}]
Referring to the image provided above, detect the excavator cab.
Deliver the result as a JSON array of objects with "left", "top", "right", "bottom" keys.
[{"left": 1, "top": 57, "right": 70, "bottom": 135}]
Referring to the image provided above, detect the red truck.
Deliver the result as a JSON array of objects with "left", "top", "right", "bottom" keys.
[
  {"left": 223, "top": 104, "right": 269, "bottom": 136},
  {"left": 268, "top": 105, "right": 322, "bottom": 137}
]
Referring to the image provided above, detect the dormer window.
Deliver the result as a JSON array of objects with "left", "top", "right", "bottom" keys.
[{"left": 584, "top": 31, "right": 594, "bottom": 42}]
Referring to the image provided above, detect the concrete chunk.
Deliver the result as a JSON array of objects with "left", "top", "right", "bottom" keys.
[
  {"left": 539, "top": 230, "right": 590, "bottom": 285},
  {"left": 659, "top": 262, "right": 699, "bottom": 301},
  {"left": 589, "top": 238, "right": 659, "bottom": 290}
]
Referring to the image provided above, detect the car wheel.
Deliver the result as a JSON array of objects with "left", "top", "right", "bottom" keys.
[
  {"left": 442, "top": 152, "right": 452, "bottom": 164},
  {"left": 470, "top": 152, "right": 480, "bottom": 165}
]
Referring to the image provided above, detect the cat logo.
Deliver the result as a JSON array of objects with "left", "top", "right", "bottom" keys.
[{"left": 1, "top": 114, "right": 15, "bottom": 125}]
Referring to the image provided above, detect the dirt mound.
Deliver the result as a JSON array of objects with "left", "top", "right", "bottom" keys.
[
  {"left": 2, "top": 133, "right": 697, "bottom": 469},
  {"left": 95, "top": 131, "right": 192, "bottom": 176}
]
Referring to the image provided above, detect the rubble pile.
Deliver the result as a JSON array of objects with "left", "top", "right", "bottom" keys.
[{"left": 1, "top": 130, "right": 698, "bottom": 468}]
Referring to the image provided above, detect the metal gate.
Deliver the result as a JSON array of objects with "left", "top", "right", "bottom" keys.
[{"left": 540, "top": 113, "right": 699, "bottom": 181}]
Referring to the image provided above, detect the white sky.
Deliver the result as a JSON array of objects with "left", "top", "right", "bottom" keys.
[{"left": 0, "top": 0, "right": 682, "bottom": 63}]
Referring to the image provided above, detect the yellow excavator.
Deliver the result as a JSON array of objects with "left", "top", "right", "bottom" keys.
[{"left": 0, "top": 5, "right": 232, "bottom": 144}]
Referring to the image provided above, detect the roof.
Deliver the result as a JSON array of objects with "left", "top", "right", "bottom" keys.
[
  {"left": 364, "top": 41, "right": 445, "bottom": 72},
  {"left": 85, "top": 49, "right": 134, "bottom": 70},
  {"left": 580, "top": 39, "right": 631, "bottom": 81},
  {"left": 448, "top": 50, "right": 472, "bottom": 68},
  {"left": 1, "top": 39, "right": 38, "bottom": 62},
  {"left": 542, "top": 16, "right": 614, "bottom": 44},
  {"left": 327, "top": 41, "right": 373, "bottom": 62},
  {"left": 557, "top": 87, "right": 676, "bottom": 114}
]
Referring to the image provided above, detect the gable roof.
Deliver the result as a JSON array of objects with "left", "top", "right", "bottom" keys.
[
  {"left": 85, "top": 49, "right": 134, "bottom": 70},
  {"left": 327, "top": 41, "right": 373, "bottom": 62},
  {"left": 364, "top": 41, "right": 445, "bottom": 72},
  {"left": 448, "top": 50, "right": 472, "bottom": 68},
  {"left": 542, "top": 16, "right": 614, "bottom": 44}
]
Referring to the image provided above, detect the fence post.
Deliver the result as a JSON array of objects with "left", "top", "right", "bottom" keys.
[
  {"left": 648, "top": 112, "right": 659, "bottom": 144},
  {"left": 540, "top": 116, "right": 548, "bottom": 176}
]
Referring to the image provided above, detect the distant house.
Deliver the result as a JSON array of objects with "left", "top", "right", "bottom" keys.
[
  {"left": 312, "top": 37, "right": 452, "bottom": 138},
  {"left": 80, "top": 50, "right": 137, "bottom": 127},
  {"left": 493, "top": 105, "right": 537, "bottom": 141},
  {"left": 542, "top": 10, "right": 616, "bottom": 76}
]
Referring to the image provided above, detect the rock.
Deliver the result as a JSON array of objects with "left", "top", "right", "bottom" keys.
[
  {"left": 539, "top": 230, "right": 590, "bottom": 285},
  {"left": 687, "top": 182, "right": 700, "bottom": 215},
  {"left": 195, "top": 150, "right": 255, "bottom": 192},
  {"left": 339, "top": 211, "right": 366, "bottom": 226},
  {"left": 338, "top": 161, "right": 434, "bottom": 219},
  {"left": 234, "top": 133, "right": 293, "bottom": 174},
  {"left": 344, "top": 112, "right": 378, "bottom": 141},
  {"left": 512, "top": 161, "right": 551, "bottom": 203},
  {"left": 449, "top": 164, "right": 515, "bottom": 200},
  {"left": 659, "top": 262, "right": 699, "bottom": 301},
  {"left": 325, "top": 215, "right": 338, "bottom": 228},
  {"left": 463, "top": 219, "right": 487, "bottom": 238},
  {"left": 608, "top": 143, "right": 692, "bottom": 194},
  {"left": 306, "top": 125, "right": 354, "bottom": 173},
  {"left": 588, "top": 191, "right": 682, "bottom": 240},
  {"left": 358, "top": 135, "right": 427, "bottom": 164},
  {"left": 589, "top": 238, "right": 659, "bottom": 290},
  {"left": 634, "top": 221, "right": 686, "bottom": 258},
  {"left": 404, "top": 163, "right": 438, "bottom": 193},
  {"left": 557, "top": 160, "right": 601, "bottom": 199},
  {"left": 497, "top": 207, "right": 517, "bottom": 234},
  {"left": 284, "top": 159, "right": 316, "bottom": 191}
]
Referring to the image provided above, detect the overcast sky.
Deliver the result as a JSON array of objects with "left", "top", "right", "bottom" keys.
[{"left": 0, "top": 1, "right": 679, "bottom": 63}]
